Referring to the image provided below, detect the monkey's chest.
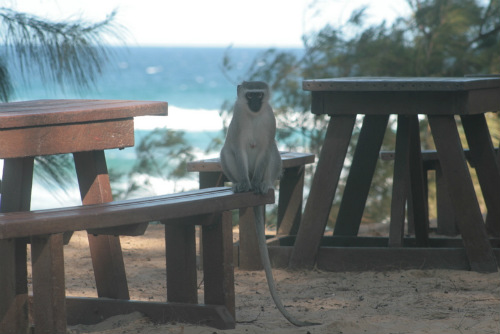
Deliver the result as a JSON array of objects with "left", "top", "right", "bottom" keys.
[
  {"left": 243, "top": 133, "right": 265, "bottom": 161},
  {"left": 243, "top": 133, "right": 262, "bottom": 151}
]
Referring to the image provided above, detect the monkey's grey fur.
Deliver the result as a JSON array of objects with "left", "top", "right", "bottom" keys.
[{"left": 221, "top": 81, "right": 318, "bottom": 327}]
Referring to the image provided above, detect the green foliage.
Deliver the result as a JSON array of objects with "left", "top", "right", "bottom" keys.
[
  {"left": 0, "top": 57, "right": 11, "bottom": 101},
  {"left": 216, "top": 0, "right": 500, "bottom": 226},
  {"left": 112, "top": 129, "right": 195, "bottom": 199},
  {"left": 33, "top": 154, "right": 77, "bottom": 198},
  {"left": 0, "top": 7, "right": 123, "bottom": 100},
  {"left": 409, "top": 0, "right": 500, "bottom": 75}
]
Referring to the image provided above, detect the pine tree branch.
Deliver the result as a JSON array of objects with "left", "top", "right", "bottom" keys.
[
  {"left": 469, "top": 24, "right": 500, "bottom": 46},
  {"left": 0, "top": 7, "right": 124, "bottom": 92}
]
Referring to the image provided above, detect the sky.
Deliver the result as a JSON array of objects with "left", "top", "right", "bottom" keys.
[{"left": 8, "top": 0, "right": 411, "bottom": 48}]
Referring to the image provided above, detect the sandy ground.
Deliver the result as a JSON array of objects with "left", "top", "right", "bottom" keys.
[{"left": 48, "top": 224, "right": 500, "bottom": 334}]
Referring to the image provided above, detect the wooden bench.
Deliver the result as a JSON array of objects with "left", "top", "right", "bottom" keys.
[
  {"left": 187, "top": 152, "right": 315, "bottom": 270},
  {"left": 381, "top": 148, "right": 499, "bottom": 236},
  {"left": 0, "top": 187, "right": 274, "bottom": 333}
]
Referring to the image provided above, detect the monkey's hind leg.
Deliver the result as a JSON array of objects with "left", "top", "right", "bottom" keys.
[
  {"left": 220, "top": 148, "right": 251, "bottom": 193},
  {"left": 253, "top": 147, "right": 282, "bottom": 194}
]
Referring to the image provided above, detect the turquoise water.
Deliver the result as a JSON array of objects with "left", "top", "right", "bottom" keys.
[{"left": 11, "top": 46, "right": 302, "bottom": 109}]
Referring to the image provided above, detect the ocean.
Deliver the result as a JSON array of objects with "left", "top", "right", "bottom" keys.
[{"left": 7, "top": 46, "right": 304, "bottom": 208}]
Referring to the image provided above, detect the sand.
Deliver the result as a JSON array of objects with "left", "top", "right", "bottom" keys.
[{"left": 54, "top": 225, "right": 500, "bottom": 334}]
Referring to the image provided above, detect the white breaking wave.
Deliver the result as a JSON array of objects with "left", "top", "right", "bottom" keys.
[{"left": 134, "top": 106, "right": 223, "bottom": 131}]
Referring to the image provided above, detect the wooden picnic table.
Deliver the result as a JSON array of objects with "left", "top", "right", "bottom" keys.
[
  {"left": 290, "top": 77, "right": 500, "bottom": 273},
  {"left": 0, "top": 99, "right": 167, "bottom": 333}
]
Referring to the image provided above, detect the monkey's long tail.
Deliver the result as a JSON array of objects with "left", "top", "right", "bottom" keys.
[{"left": 253, "top": 205, "right": 320, "bottom": 327}]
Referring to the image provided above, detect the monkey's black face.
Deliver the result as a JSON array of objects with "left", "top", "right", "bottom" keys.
[{"left": 245, "top": 92, "right": 264, "bottom": 112}]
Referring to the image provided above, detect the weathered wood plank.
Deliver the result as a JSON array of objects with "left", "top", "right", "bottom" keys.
[
  {"left": 0, "top": 188, "right": 274, "bottom": 239},
  {"left": 428, "top": 115, "right": 498, "bottom": 272},
  {"left": 461, "top": 114, "right": 500, "bottom": 237},
  {"left": 334, "top": 114, "right": 390, "bottom": 236},
  {"left": 187, "top": 152, "right": 315, "bottom": 172},
  {"left": 0, "top": 99, "right": 167, "bottom": 129},
  {"left": 65, "top": 297, "right": 235, "bottom": 330},
  {"left": 0, "top": 239, "right": 27, "bottom": 334},
  {"left": 381, "top": 148, "right": 500, "bottom": 164},
  {"left": 316, "top": 247, "right": 472, "bottom": 271},
  {"left": 303, "top": 77, "right": 500, "bottom": 92},
  {"left": 276, "top": 235, "right": 500, "bottom": 248},
  {"left": 311, "top": 91, "right": 473, "bottom": 115},
  {"left": 0, "top": 119, "right": 134, "bottom": 159},
  {"left": 202, "top": 212, "right": 235, "bottom": 319},
  {"left": 269, "top": 244, "right": 500, "bottom": 271},
  {"left": 73, "top": 150, "right": 130, "bottom": 300},
  {"left": 389, "top": 115, "right": 411, "bottom": 246},
  {"left": 304, "top": 78, "right": 500, "bottom": 115},
  {"left": 238, "top": 206, "right": 262, "bottom": 270},
  {"left": 277, "top": 165, "right": 305, "bottom": 236},
  {"left": 165, "top": 221, "right": 198, "bottom": 304},
  {"left": 435, "top": 164, "right": 459, "bottom": 235},
  {"left": 196, "top": 172, "right": 226, "bottom": 270},
  {"left": 31, "top": 234, "right": 66, "bottom": 334},
  {"left": 290, "top": 115, "right": 356, "bottom": 269},
  {"left": 407, "top": 115, "right": 430, "bottom": 246},
  {"left": 0, "top": 157, "right": 33, "bottom": 334}
]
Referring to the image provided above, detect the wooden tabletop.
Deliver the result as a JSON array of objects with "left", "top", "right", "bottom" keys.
[
  {"left": 0, "top": 99, "right": 168, "bottom": 129},
  {"left": 303, "top": 77, "right": 500, "bottom": 116},
  {"left": 0, "top": 99, "right": 168, "bottom": 158},
  {"left": 303, "top": 77, "right": 500, "bottom": 91}
]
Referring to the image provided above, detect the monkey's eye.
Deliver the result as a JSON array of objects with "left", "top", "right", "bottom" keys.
[{"left": 246, "top": 92, "right": 264, "bottom": 100}]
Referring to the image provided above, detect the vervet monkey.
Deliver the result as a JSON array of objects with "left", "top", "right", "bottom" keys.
[{"left": 221, "top": 81, "right": 317, "bottom": 327}]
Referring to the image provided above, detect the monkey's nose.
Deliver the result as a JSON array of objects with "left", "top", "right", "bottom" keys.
[{"left": 248, "top": 101, "right": 262, "bottom": 112}]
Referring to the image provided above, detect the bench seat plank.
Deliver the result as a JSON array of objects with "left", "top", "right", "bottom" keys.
[
  {"left": 0, "top": 188, "right": 274, "bottom": 239},
  {"left": 186, "top": 151, "right": 315, "bottom": 172}
]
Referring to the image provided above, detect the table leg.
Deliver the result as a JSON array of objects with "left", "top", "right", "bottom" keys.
[
  {"left": 0, "top": 157, "right": 33, "bottom": 334},
  {"left": 198, "top": 172, "right": 226, "bottom": 269},
  {"left": 277, "top": 166, "right": 304, "bottom": 236},
  {"left": 428, "top": 115, "right": 497, "bottom": 272},
  {"left": 238, "top": 206, "right": 263, "bottom": 270},
  {"left": 435, "top": 164, "right": 459, "bottom": 235},
  {"left": 31, "top": 234, "right": 66, "bottom": 334},
  {"left": 461, "top": 114, "right": 500, "bottom": 237},
  {"left": 290, "top": 115, "right": 356, "bottom": 269},
  {"left": 407, "top": 116, "right": 430, "bottom": 246},
  {"left": 334, "top": 114, "right": 390, "bottom": 236},
  {"left": 165, "top": 222, "right": 198, "bottom": 304},
  {"left": 73, "top": 151, "right": 130, "bottom": 299},
  {"left": 389, "top": 115, "right": 412, "bottom": 246},
  {"left": 202, "top": 212, "right": 235, "bottom": 320}
]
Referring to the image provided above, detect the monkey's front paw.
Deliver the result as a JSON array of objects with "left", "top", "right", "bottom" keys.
[{"left": 233, "top": 181, "right": 251, "bottom": 193}]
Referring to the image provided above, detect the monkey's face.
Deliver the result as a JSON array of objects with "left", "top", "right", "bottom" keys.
[{"left": 245, "top": 92, "right": 264, "bottom": 112}]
